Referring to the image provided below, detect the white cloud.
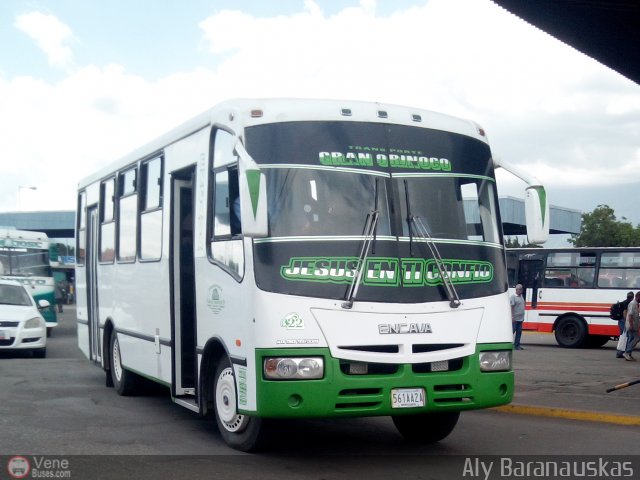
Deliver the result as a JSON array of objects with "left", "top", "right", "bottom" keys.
[
  {"left": 1, "top": 0, "right": 639, "bottom": 224},
  {"left": 14, "top": 12, "right": 76, "bottom": 68}
]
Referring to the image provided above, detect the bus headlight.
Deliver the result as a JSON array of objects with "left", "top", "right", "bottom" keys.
[
  {"left": 24, "top": 317, "right": 44, "bottom": 329},
  {"left": 479, "top": 351, "right": 512, "bottom": 372},
  {"left": 264, "top": 357, "right": 324, "bottom": 380}
]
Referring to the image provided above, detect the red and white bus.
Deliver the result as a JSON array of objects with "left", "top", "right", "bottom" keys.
[{"left": 506, "top": 247, "right": 640, "bottom": 348}]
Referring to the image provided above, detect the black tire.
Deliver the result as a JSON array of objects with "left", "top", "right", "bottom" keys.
[
  {"left": 213, "top": 356, "right": 266, "bottom": 452},
  {"left": 46, "top": 328, "right": 52, "bottom": 338},
  {"left": 33, "top": 347, "right": 47, "bottom": 359},
  {"left": 109, "top": 332, "right": 141, "bottom": 396},
  {"left": 554, "top": 315, "right": 587, "bottom": 348},
  {"left": 392, "top": 411, "right": 460, "bottom": 443}
]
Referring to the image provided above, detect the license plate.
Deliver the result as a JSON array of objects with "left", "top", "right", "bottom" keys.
[
  {"left": 391, "top": 388, "right": 426, "bottom": 408},
  {"left": 0, "top": 329, "right": 6, "bottom": 340}
]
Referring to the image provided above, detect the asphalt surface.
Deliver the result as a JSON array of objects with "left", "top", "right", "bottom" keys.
[{"left": 510, "top": 331, "right": 640, "bottom": 421}]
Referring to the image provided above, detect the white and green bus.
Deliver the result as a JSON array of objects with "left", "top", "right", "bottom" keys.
[
  {"left": 0, "top": 229, "right": 58, "bottom": 334},
  {"left": 76, "top": 99, "right": 548, "bottom": 451}
]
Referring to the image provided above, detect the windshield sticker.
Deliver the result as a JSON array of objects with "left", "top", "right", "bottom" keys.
[
  {"left": 280, "top": 257, "right": 493, "bottom": 287},
  {"left": 318, "top": 146, "right": 451, "bottom": 171}
]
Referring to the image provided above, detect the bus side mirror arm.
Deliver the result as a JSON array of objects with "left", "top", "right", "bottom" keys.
[
  {"left": 493, "top": 157, "right": 549, "bottom": 245},
  {"left": 234, "top": 140, "right": 269, "bottom": 238}
]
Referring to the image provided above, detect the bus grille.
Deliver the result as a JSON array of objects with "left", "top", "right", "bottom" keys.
[
  {"left": 335, "top": 388, "right": 383, "bottom": 410},
  {"left": 432, "top": 383, "right": 473, "bottom": 405}
]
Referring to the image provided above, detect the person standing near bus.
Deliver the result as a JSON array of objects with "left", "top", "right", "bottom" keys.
[
  {"left": 615, "top": 291, "right": 634, "bottom": 358},
  {"left": 511, "top": 284, "right": 525, "bottom": 350},
  {"left": 54, "top": 281, "right": 65, "bottom": 313},
  {"left": 623, "top": 291, "right": 640, "bottom": 361}
]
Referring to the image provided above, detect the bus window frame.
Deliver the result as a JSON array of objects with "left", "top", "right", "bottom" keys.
[
  {"left": 138, "top": 155, "right": 164, "bottom": 263},
  {"left": 116, "top": 165, "right": 139, "bottom": 264},
  {"left": 99, "top": 177, "right": 116, "bottom": 265},
  {"left": 76, "top": 191, "right": 87, "bottom": 267},
  {"left": 207, "top": 127, "right": 244, "bottom": 282}
]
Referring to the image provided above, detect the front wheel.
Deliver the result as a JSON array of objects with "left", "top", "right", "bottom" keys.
[
  {"left": 392, "top": 411, "right": 460, "bottom": 443},
  {"left": 213, "top": 356, "right": 266, "bottom": 452},
  {"left": 554, "top": 315, "right": 587, "bottom": 348},
  {"left": 109, "top": 332, "right": 141, "bottom": 395}
]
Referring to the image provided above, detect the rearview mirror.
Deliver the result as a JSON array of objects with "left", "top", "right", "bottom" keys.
[
  {"left": 38, "top": 299, "right": 51, "bottom": 309},
  {"left": 525, "top": 185, "right": 549, "bottom": 244},
  {"left": 235, "top": 140, "right": 268, "bottom": 238}
]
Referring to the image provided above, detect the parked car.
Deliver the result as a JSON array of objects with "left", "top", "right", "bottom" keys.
[{"left": 0, "top": 279, "right": 48, "bottom": 358}]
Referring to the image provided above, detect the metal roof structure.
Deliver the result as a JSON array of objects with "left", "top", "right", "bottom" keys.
[
  {"left": 497, "top": 197, "right": 581, "bottom": 236},
  {"left": 0, "top": 211, "right": 75, "bottom": 238},
  {"left": 0, "top": 198, "right": 581, "bottom": 240},
  {"left": 492, "top": 0, "right": 640, "bottom": 84}
]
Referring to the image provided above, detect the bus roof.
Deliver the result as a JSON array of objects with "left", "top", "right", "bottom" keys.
[
  {"left": 78, "top": 98, "right": 489, "bottom": 189},
  {"left": 0, "top": 229, "right": 49, "bottom": 241}
]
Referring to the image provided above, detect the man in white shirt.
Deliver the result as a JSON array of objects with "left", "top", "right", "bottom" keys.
[{"left": 510, "top": 284, "right": 526, "bottom": 350}]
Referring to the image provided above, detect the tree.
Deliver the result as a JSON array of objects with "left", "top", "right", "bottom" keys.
[
  {"left": 504, "top": 237, "right": 542, "bottom": 248},
  {"left": 569, "top": 205, "right": 640, "bottom": 247}
]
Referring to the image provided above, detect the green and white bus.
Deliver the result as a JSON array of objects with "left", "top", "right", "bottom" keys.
[
  {"left": 0, "top": 229, "right": 58, "bottom": 334},
  {"left": 76, "top": 98, "right": 548, "bottom": 451}
]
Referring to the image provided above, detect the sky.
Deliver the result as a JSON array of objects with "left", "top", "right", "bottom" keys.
[{"left": 1, "top": 0, "right": 639, "bottom": 237}]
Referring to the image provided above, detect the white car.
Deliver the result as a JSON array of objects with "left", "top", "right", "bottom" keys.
[{"left": 0, "top": 279, "right": 48, "bottom": 358}]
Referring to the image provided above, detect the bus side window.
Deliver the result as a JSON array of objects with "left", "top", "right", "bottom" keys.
[
  {"left": 117, "top": 167, "right": 138, "bottom": 263},
  {"left": 139, "top": 156, "right": 163, "bottom": 261},
  {"left": 77, "top": 191, "right": 87, "bottom": 266},
  {"left": 99, "top": 178, "right": 116, "bottom": 263},
  {"left": 213, "top": 169, "right": 231, "bottom": 237},
  {"left": 213, "top": 167, "right": 241, "bottom": 238}
]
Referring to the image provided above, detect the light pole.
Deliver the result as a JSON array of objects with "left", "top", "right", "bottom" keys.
[{"left": 17, "top": 185, "right": 37, "bottom": 211}]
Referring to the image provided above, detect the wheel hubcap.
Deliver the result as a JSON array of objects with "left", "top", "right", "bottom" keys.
[
  {"left": 215, "top": 367, "right": 246, "bottom": 433},
  {"left": 112, "top": 337, "right": 122, "bottom": 382}
]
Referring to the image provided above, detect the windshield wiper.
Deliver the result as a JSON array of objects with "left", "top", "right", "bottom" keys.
[
  {"left": 341, "top": 210, "right": 379, "bottom": 309},
  {"left": 405, "top": 181, "right": 460, "bottom": 309},
  {"left": 342, "top": 178, "right": 380, "bottom": 309}
]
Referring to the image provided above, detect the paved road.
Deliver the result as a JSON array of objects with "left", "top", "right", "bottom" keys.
[
  {"left": 512, "top": 331, "right": 640, "bottom": 418},
  {"left": 1, "top": 308, "right": 639, "bottom": 479}
]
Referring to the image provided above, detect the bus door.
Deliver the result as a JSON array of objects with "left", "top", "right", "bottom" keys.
[
  {"left": 517, "top": 257, "right": 544, "bottom": 324},
  {"left": 170, "top": 167, "right": 197, "bottom": 398},
  {"left": 86, "top": 206, "right": 101, "bottom": 364}
]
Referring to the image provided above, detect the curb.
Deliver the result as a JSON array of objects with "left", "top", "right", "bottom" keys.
[{"left": 493, "top": 404, "right": 640, "bottom": 426}]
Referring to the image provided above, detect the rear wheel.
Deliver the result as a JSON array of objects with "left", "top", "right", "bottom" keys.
[
  {"left": 46, "top": 327, "right": 52, "bottom": 338},
  {"left": 554, "top": 315, "right": 587, "bottom": 348},
  {"left": 109, "top": 332, "right": 141, "bottom": 395},
  {"left": 392, "top": 411, "right": 460, "bottom": 443},
  {"left": 213, "top": 356, "right": 266, "bottom": 452}
]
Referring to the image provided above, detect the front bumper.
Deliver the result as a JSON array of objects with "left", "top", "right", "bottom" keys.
[
  {"left": 0, "top": 327, "right": 46, "bottom": 350},
  {"left": 250, "top": 343, "right": 513, "bottom": 418}
]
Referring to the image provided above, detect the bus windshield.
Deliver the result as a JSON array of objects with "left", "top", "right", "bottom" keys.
[
  {"left": 265, "top": 168, "right": 391, "bottom": 237},
  {"left": 399, "top": 175, "right": 501, "bottom": 243},
  {"left": 248, "top": 120, "right": 500, "bottom": 244},
  {"left": 0, "top": 248, "right": 52, "bottom": 277},
  {"left": 247, "top": 120, "right": 506, "bottom": 302}
]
